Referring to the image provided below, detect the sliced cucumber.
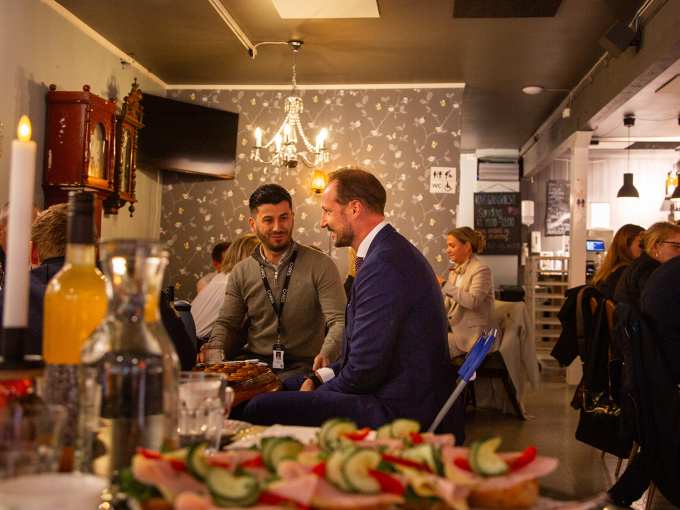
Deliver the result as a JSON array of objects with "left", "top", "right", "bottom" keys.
[
  {"left": 326, "top": 447, "right": 356, "bottom": 492},
  {"left": 262, "top": 437, "right": 304, "bottom": 472},
  {"left": 186, "top": 442, "right": 211, "bottom": 481},
  {"left": 206, "top": 468, "right": 260, "bottom": 507},
  {"left": 469, "top": 436, "right": 509, "bottom": 477},
  {"left": 376, "top": 424, "right": 392, "bottom": 440},
  {"left": 318, "top": 418, "right": 357, "bottom": 452},
  {"left": 341, "top": 448, "right": 382, "bottom": 494},
  {"left": 390, "top": 418, "right": 420, "bottom": 439},
  {"left": 400, "top": 444, "right": 444, "bottom": 476}
]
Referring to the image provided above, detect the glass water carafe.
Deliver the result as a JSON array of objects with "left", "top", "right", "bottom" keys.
[{"left": 75, "top": 240, "right": 179, "bottom": 484}]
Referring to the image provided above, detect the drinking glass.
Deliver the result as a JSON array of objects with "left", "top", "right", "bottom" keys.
[
  {"left": 0, "top": 402, "right": 67, "bottom": 480},
  {"left": 178, "top": 372, "right": 232, "bottom": 451}
]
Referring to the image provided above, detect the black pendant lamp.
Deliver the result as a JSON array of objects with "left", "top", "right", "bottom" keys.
[{"left": 617, "top": 116, "right": 639, "bottom": 199}]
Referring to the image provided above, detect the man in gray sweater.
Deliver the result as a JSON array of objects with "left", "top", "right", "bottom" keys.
[{"left": 206, "top": 184, "right": 346, "bottom": 380}]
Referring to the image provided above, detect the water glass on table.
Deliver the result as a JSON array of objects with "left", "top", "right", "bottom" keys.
[
  {"left": 0, "top": 401, "right": 67, "bottom": 480},
  {"left": 178, "top": 372, "right": 233, "bottom": 451}
]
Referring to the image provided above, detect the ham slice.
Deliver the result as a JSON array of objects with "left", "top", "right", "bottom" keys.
[
  {"left": 441, "top": 445, "right": 558, "bottom": 490},
  {"left": 131, "top": 455, "right": 207, "bottom": 497},
  {"left": 311, "top": 478, "right": 404, "bottom": 509},
  {"left": 267, "top": 472, "right": 320, "bottom": 507},
  {"left": 173, "top": 492, "right": 282, "bottom": 510}
]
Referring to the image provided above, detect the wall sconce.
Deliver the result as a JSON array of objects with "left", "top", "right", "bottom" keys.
[
  {"left": 521, "top": 200, "right": 535, "bottom": 226},
  {"left": 311, "top": 170, "right": 327, "bottom": 195}
]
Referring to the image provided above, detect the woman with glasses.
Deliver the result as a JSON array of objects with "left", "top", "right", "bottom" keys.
[
  {"left": 592, "top": 224, "right": 644, "bottom": 301},
  {"left": 614, "top": 221, "right": 680, "bottom": 310}
]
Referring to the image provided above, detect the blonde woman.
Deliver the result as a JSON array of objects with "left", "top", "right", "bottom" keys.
[
  {"left": 192, "top": 234, "right": 260, "bottom": 339},
  {"left": 437, "top": 227, "right": 501, "bottom": 357},
  {"left": 614, "top": 221, "right": 680, "bottom": 309}
]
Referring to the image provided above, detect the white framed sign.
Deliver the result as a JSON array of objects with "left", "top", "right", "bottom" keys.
[{"left": 430, "top": 166, "right": 457, "bottom": 194}]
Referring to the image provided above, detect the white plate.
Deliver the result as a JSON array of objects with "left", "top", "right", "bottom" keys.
[
  {"left": 222, "top": 419, "right": 252, "bottom": 436},
  {"left": 0, "top": 473, "right": 108, "bottom": 510}
]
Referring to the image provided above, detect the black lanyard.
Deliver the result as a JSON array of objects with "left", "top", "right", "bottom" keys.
[{"left": 259, "top": 245, "right": 299, "bottom": 343}]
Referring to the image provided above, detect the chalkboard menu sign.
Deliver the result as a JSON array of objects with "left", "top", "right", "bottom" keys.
[
  {"left": 473, "top": 192, "right": 521, "bottom": 255},
  {"left": 546, "top": 179, "right": 570, "bottom": 236}
]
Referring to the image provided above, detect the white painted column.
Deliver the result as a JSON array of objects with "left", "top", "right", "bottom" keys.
[{"left": 566, "top": 130, "right": 592, "bottom": 384}]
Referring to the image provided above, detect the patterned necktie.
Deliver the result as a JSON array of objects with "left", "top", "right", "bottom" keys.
[{"left": 354, "top": 256, "right": 364, "bottom": 274}]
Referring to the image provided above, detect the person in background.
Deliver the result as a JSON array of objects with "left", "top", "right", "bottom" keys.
[
  {"left": 0, "top": 203, "right": 196, "bottom": 369},
  {"left": 191, "top": 234, "right": 260, "bottom": 340},
  {"left": 241, "top": 168, "right": 461, "bottom": 439},
  {"left": 197, "top": 240, "right": 231, "bottom": 294},
  {"left": 614, "top": 221, "right": 680, "bottom": 310},
  {"left": 206, "top": 184, "right": 346, "bottom": 380},
  {"left": 0, "top": 202, "right": 40, "bottom": 289},
  {"left": 605, "top": 253, "right": 680, "bottom": 507},
  {"left": 592, "top": 224, "right": 644, "bottom": 301},
  {"left": 437, "top": 227, "right": 501, "bottom": 358}
]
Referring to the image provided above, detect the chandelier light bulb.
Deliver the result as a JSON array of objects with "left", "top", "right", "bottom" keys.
[
  {"left": 275, "top": 134, "right": 282, "bottom": 152},
  {"left": 255, "top": 127, "right": 262, "bottom": 147}
]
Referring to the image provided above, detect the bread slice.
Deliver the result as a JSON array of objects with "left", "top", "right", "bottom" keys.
[{"left": 467, "top": 478, "right": 539, "bottom": 509}]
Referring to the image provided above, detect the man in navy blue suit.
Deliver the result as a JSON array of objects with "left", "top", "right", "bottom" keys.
[{"left": 242, "top": 168, "right": 463, "bottom": 440}]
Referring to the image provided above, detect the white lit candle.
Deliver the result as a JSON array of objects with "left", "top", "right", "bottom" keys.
[
  {"left": 315, "top": 134, "right": 322, "bottom": 153},
  {"left": 319, "top": 128, "right": 327, "bottom": 149},
  {"left": 3, "top": 115, "right": 37, "bottom": 330},
  {"left": 255, "top": 127, "right": 262, "bottom": 147},
  {"left": 283, "top": 124, "right": 291, "bottom": 144},
  {"left": 275, "top": 134, "right": 282, "bottom": 152}
]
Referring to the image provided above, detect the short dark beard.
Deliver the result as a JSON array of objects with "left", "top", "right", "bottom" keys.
[{"left": 254, "top": 228, "right": 291, "bottom": 253}]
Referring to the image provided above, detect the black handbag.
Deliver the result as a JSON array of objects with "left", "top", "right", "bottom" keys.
[{"left": 574, "top": 298, "right": 633, "bottom": 458}]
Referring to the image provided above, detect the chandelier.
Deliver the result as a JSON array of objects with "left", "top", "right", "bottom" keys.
[{"left": 250, "top": 41, "right": 329, "bottom": 168}]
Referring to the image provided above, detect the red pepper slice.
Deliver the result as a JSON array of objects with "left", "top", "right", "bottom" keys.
[
  {"left": 409, "top": 431, "right": 424, "bottom": 445},
  {"left": 506, "top": 446, "right": 537, "bottom": 471},
  {"left": 311, "top": 461, "right": 326, "bottom": 478},
  {"left": 382, "top": 454, "right": 431, "bottom": 472},
  {"left": 208, "top": 459, "right": 232, "bottom": 469},
  {"left": 368, "top": 469, "right": 406, "bottom": 495},
  {"left": 168, "top": 458, "right": 187, "bottom": 472},
  {"left": 453, "top": 457, "right": 472, "bottom": 471},
  {"left": 137, "top": 448, "right": 163, "bottom": 460},
  {"left": 240, "top": 456, "right": 265, "bottom": 469},
  {"left": 258, "top": 492, "right": 311, "bottom": 510},
  {"left": 340, "top": 427, "right": 371, "bottom": 441}
]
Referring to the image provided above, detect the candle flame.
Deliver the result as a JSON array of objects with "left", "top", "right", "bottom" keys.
[{"left": 17, "top": 115, "right": 32, "bottom": 142}]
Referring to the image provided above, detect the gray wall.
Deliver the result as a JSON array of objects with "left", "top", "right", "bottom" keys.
[{"left": 161, "top": 87, "right": 464, "bottom": 300}]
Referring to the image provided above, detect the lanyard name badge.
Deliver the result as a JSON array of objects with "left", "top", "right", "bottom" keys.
[{"left": 260, "top": 245, "right": 298, "bottom": 369}]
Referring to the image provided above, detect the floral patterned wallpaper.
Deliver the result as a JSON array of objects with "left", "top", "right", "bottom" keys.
[{"left": 160, "top": 87, "right": 463, "bottom": 301}]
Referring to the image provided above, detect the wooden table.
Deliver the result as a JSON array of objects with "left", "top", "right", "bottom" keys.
[{"left": 231, "top": 378, "right": 283, "bottom": 407}]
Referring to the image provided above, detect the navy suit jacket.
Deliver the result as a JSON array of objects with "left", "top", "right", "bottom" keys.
[{"left": 319, "top": 224, "right": 457, "bottom": 430}]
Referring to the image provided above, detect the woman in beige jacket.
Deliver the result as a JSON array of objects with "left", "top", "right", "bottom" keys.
[{"left": 437, "top": 227, "right": 501, "bottom": 357}]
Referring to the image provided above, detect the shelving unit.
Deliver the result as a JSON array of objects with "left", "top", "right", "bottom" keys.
[{"left": 525, "top": 256, "right": 569, "bottom": 344}]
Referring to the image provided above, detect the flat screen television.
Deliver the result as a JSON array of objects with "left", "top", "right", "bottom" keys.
[
  {"left": 137, "top": 94, "right": 239, "bottom": 178},
  {"left": 586, "top": 240, "right": 605, "bottom": 252}
]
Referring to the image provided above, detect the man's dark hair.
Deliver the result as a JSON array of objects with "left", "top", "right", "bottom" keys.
[
  {"left": 249, "top": 184, "right": 292, "bottom": 214},
  {"left": 211, "top": 241, "right": 231, "bottom": 264},
  {"left": 328, "top": 167, "right": 386, "bottom": 215}
]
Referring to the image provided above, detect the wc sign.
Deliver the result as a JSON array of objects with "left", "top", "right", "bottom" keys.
[{"left": 430, "top": 166, "right": 457, "bottom": 194}]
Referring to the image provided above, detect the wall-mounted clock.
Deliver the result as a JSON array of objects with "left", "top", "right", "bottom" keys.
[
  {"left": 104, "top": 79, "right": 144, "bottom": 216},
  {"left": 43, "top": 84, "right": 117, "bottom": 236}
]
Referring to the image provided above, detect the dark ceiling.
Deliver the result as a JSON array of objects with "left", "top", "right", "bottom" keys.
[{"left": 55, "top": 0, "right": 645, "bottom": 151}]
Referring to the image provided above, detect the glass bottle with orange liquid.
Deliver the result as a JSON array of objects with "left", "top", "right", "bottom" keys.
[{"left": 42, "top": 192, "right": 106, "bottom": 447}]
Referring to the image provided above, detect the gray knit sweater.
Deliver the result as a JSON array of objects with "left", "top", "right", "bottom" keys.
[{"left": 208, "top": 242, "right": 346, "bottom": 361}]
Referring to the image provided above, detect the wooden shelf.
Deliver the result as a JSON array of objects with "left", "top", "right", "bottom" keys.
[{"left": 526, "top": 256, "right": 569, "bottom": 347}]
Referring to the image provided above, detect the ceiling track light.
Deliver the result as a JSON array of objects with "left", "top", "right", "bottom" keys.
[{"left": 208, "top": 0, "right": 257, "bottom": 58}]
